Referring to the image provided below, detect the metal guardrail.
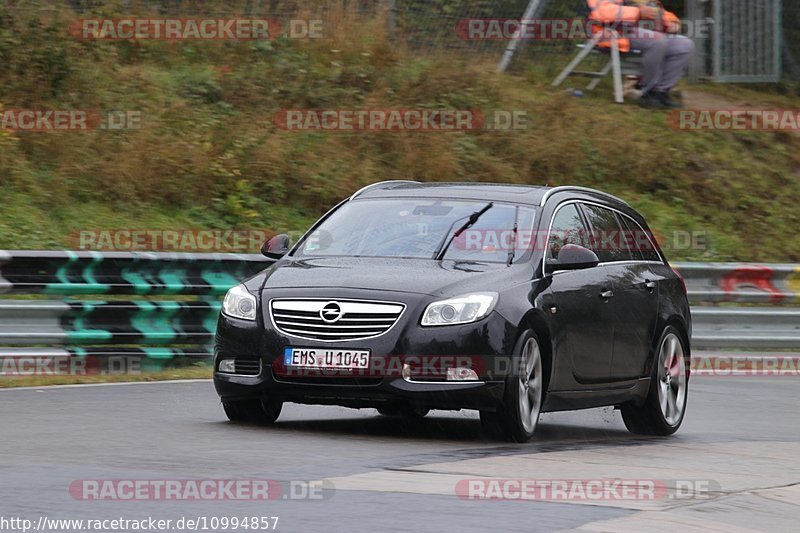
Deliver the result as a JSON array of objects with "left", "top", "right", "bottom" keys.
[
  {"left": 0, "top": 250, "right": 271, "bottom": 295},
  {"left": 675, "top": 262, "right": 800, "bottom": 304},
  {"left": 690, "top": 307, "right": 800, "bottom": 350},
  {"left": 0, "top": 251, "right": 273, "bottom": 367},
  {"left": 0, "top": 252, "right": 798, "bottom": 365},
  {"left": 673, "top": 262, "right": 800, "bottom": 350}
]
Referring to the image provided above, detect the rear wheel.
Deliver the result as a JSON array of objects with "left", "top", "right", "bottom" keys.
[
  {"left": 223, "top": 399, "right": 282, "bottom": 424},
  {"left": 480, "top": 330, "right": 544, "bottom": 442},
  {"left": 621, "top": 326, "right": 689, "bottom": 436}
]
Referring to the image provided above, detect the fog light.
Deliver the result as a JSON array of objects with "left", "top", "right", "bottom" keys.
[
  {"left": 447, "top": 367, "right": 479, "bottom": 381},
  {"left": 218, "top": 359, "right": 236, "bottom": 373},
  {"left": 402, "top": 363, "right": 412, "bottom": 380}
]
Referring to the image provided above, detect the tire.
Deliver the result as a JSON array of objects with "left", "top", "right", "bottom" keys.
[
  {"left": 377, "top": 406, "right": 430, "bottom": 419},
  {"left": 621, "top": 325, "right": 689, "bottom": 436},
  {"left": 480, "top": 330, "right": 545, "bottom": 442},
  {"left": 223, "top": 399, "right": 282, "bottom": 424}
]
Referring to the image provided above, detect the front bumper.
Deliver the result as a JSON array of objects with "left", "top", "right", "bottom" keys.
[
  {"left": 213, "top": 288, "right": 516, "bottom": 411},
  {"left": 214, "top": 368, "right": 505, "bottom": 411}
]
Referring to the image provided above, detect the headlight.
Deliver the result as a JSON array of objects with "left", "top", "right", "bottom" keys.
[
  {"left": 222, "top": 284, "right": 257, "bottom": 321},
  {"left": 421, "top": 293, "right": 497, "bottom": 326}
]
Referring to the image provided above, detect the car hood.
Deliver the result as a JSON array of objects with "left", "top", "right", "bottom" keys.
[{"left": 259, "top": 256, "right": 526, "bottom": 297}]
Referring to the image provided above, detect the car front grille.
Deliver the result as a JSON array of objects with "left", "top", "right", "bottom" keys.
[
  {"left": 233, "top": 359, "right": 261, "bottom": 376},
  {"left": 269, "top": 299, "right": 405, "bottom": 342}
]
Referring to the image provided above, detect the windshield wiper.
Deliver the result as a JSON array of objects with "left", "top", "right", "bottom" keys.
[
  {"left": 507, "top": 205, "right": 519, "bottom": 266},
  {"left": 434, "top": 202, "right": 494, "bottom": 261}
]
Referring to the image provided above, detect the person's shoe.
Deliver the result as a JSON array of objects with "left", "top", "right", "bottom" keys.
[
  {"left": 653, "top": 91, "right": 683, "bottom": 109},
  {"left": 624, "top": 78, "right": 642, "bottom": 100},
  {"left": 638, "top": 91, "right": 668, "bottom": 109}
]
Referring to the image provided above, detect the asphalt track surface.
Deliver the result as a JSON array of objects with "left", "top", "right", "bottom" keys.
[{"left": 1, "top": 376, "right": 798, "bottom": 532}]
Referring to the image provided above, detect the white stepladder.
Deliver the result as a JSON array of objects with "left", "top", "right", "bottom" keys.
[{"left": 552, "top": 28, "right": 642, "bottom": 104}]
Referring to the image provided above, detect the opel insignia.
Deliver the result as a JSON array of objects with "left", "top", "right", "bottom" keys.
[{"left": 213, "top": 181, "right": 691, "bottom": 441}]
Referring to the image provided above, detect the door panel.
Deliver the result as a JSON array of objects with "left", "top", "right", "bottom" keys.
[
  {"left": 580, "top": 204, "right": 660, "bottom": 381},
  {"left": 548, "top": 267, "right": 616, "bottom": 385},
  {"left": 606, "top": 262, "right": 659, "bottom": 380},
  {"left": 544, "top": 202, "right": 615, "bottom": 388}
]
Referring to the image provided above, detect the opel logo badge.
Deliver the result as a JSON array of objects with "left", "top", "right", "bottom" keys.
[{"left": 320, "top": 302, "right": 344, "bottom": 323}]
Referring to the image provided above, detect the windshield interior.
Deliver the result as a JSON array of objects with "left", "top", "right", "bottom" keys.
[{"left": 295, "top": 198, "right": 537, "bottom": 262}]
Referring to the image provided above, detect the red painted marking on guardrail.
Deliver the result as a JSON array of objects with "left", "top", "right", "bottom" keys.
[{"left": 719, "top": 266, "right": 784, "bottom": 303}]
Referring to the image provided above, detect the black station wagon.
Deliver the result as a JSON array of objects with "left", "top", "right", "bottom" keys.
[{"left": 214, "top": 182, "right": 691, "bottom": 441}]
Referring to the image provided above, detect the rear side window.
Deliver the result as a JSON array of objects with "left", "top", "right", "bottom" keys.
[
  {"left": 617, "top": 214, "right": 645, "bottom": 261},
  {"left": 622, "top": 215, "right": 661, "bottom": 262},
  {"left": 547, "top": 203, "right": 591, "bottom": 261},
  {"left": 581, "top": 204, "right": 630, "bottom": 263}
]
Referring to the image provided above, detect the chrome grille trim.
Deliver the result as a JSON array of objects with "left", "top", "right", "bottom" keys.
[
  {"left": 272, "top": 314, "right": 396, "bottom": 323},
  {"left": 274, "top": 320, "right": 393, "bottom": 329},
  {"left": 269, "top": 298, "right": 405, "bottom": 342},
  {"left": 280, "top": 328, "right": 386, "bottom": 337}
]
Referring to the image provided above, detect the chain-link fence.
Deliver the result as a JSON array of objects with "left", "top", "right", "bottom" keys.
[
  {"left": 384, "top": 0, "right": 799, "bottom": 81},
  {"left": 779, "top": 0, "right": 798, "bottom": 80},
  {"left": 390, "top": 0, "right": 798, "bottom": 82},
  {"left": 9, "top": 0, "right": 800, "bottom": 81},
  {"left": 686, "top": 0, "right": 786, "bottom": 82},
  {"left": 390, "top": 0, "right": 529, "bottom": 53},
  {"left": 63, "top": 0, "right": 380, "bottom": 18}
]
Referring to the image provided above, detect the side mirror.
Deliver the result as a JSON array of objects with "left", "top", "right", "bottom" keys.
[
  {"left": 547, "top": 244, "right": 599, "bottom": 272},
  {"left": 262, "top": 234, "right": 290, "bottom": 259}
]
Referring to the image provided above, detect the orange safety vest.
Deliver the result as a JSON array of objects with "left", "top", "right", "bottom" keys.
[{"left": 586, "top": 0, "right": 680, "bottom": 53}]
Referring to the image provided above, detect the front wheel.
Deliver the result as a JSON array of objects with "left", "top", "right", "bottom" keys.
[
  {"left": 480, "top": 330, "right": 544, "bottom": 442},
  {"left": 621, "top": 326, "right": 689, "bottom": 436},
  {"left": 223, "top": 399, "right": 282, "bottom": 424}
]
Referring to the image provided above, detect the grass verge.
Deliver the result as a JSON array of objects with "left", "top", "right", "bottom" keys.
[{"left": 0, "top": 365, "right": 212, "bottom": 389}]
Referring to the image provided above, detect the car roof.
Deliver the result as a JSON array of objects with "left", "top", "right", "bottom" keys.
[{"left": 351, "top": 181, "right": 630, "bottom": 209}]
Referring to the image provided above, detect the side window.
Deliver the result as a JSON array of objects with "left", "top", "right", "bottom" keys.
[
  {"left": 623, "top": 215, "right": 661, "bottom": 262},
  {"left": 547, "top": 203, "right": 590, "bottom": 262},
  {"left": 581, "top": 204, "right": 630, "bottom": 263},
  {"left": 617, "top": 214, "right": 645, "bottom": 261}
]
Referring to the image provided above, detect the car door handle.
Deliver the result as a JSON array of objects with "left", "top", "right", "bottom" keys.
[
  {"left": 644, "top": 280, "right": 656, "bottom": 291},
  {"left": 600, "top": 290, "right": 614, "bottom": 299}
]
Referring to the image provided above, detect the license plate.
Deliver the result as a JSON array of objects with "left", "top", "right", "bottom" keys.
[{"left": 283, "top": 347, "right": 370, "bottom": 369}]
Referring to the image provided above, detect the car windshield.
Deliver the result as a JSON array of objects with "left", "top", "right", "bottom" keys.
[{"left": 295, "top": 198, "right": 536, "bottom": 262}]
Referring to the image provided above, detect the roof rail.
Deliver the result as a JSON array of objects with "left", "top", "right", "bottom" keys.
[
  {"left": 350, "top": 180, "right": 421, "bottom": 200},
  {"left": 539, "top": 186, "right": 629, "bottom": 207}
]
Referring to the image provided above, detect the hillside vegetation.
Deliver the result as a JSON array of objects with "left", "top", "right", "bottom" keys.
[{"left": 1, "top": 1, "right": 799, "bottom": 261}]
